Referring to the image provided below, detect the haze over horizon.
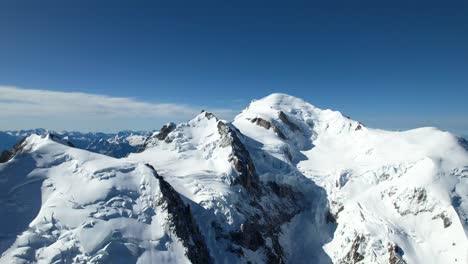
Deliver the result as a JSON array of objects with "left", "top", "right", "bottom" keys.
[{"left": 0, "top": 1, "right": 467, "bottom": 134}]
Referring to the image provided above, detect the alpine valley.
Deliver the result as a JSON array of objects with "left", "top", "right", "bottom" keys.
[{"left": 0, "top": 94, "right": 467, "bottom": 264}]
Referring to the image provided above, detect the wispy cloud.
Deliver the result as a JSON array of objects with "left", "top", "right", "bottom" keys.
[{"left": 0, "top": 86, "right": 238, "bottom": 131}]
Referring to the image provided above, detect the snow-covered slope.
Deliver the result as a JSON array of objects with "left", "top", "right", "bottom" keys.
[
  {"left": 0, "top": 134, "right": 210, "bottom": 263},
  {"left": 233, "top": 93, "right": 468, "bottom": 264},
  {"left": 1, "top": 93, "right": 467, "bottom": 264},
  {"left": 128, "top": 111, "right": 315, "bottom": 263}
]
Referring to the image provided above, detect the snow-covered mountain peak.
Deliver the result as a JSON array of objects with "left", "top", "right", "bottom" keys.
[
  {"left": 231, "top": 94, "right": 468, "bottom": 263},
  {"left": 247, "top": 93, "right": 318, "bottom": 113},
  {"left": 0, "top": 135, "right": 212, "bottom": 263},
  {"left": 139, "top": 111, "right": 223, "bottom": 152},
  {"left": 236, "top": 94, "right": 363, "bottom": 149},
  {"left": 23, "top": 133, "right": 76, "bottom": 151},
  {"left": 131, "top": 110, "right": 261, "bottom": 194},
  {"left": 0, "top": 133, "right": 77, "bottom": 164}
]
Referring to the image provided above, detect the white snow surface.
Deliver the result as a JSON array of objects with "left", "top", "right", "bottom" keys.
[
  {"left": 1, "top": 93, "right": 467, "bottom": 264},
  {"left": 0, "top": 134, "right": 190, "bottom": 264},
  {"left": 233, "top": 93, "right": 468, "bottom": 264}
]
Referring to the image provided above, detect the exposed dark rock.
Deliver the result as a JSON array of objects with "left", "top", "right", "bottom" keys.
[
  {"left": 230, "top": 221, "right": 265, "bottom": 251},
  {"left": 355, "top": 124, "right": 363, "bottom": 131},
  {"left": 278, "top": 111, "right": 300, "bottom": 132},
  {"left": 12, "top": 137, "right": 28, "bottom": 154},
  {"left": 0, "top": 150, "right": 12, "bottom": 163},
  {"left": 217, "top": 121, "right": 260, "bottom": 193},
  {"left": 250, "top": 117, "right": 287, "bottom": 140},
  {"left": 443, "top": 216, "right": 452, "bottom": 228},
  {"left": 0, "top": 137, "right": 29, "bottom": 163},
  {"left": 202, "top": 111, "right": 216, "bottom": 120},
  {"left": 344, "top": 235, "right": 365, "bottom": 263},
  {"left": 137, "top": 123, "right": 176, "bottom": 152},
  {"left": 416, "top": 188, "right": 427, "bottom": 203},
  {"left": 156, "top": 123, "right": 176, "bottom": 141},
  {"left": 394, "top": 188, "right": 430, "bottom": 216},
  {"left": 283, "top": 146, "right": 293, "bottom": 162},
  {"left": 432, "top": 213, "right": 452, "bottom": 228},
  {"left": 226, "top": 244, "right": 244, "bottom": 257},
  {"left": 251, "top": 117, "right": 272, "bottom": 129},
  {"left": 271, "top": 127, "right": 287, "bottom": 141},
  {"left": 458, "top": 137, "right": 468, "bottom": 151},
  {"left": 326, "top": 210, "right": 337, "bottom": 224},
  {"left": 226, "top": 182, "right": 304, "bottom": 263},
  {"left": 146, "top": 164, "right": 213, "bottom": 264},
  {"left": 329, "top": 201, "right": 344, "bottom": 221},
  {"left": 388, "top": 243, "right": 406, "bottom": 264},
  {"left": 48, "top": 133, "right": 76, "bottom": 147},
  {"left": 211, "top": 221, "right": 226, "bottom": 241}
]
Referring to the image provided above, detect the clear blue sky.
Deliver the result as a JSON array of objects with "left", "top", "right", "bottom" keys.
[{"left": 0, "top": 0, "right": 467, "bottom": 134}]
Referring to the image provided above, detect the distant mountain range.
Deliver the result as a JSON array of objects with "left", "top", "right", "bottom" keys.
[{"left": 0, "top": 129, "right": 152, "bottom": 158}]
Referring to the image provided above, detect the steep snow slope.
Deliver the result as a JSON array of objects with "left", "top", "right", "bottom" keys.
[
  {"left": 0, "top": 134, "right": 210, "bottom": 264},
  {"left": 233, "top": 93, "right": 468, "bottom": 264},
  {"left": 128, "top": 111, "right": 323, "bottom": 263}
]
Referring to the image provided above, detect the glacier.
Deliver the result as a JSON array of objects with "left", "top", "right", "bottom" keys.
[{"left": 0, "top": 93, "right": 466, "bottom": 264}]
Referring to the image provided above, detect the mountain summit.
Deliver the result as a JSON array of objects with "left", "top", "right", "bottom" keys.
[{"left": 1, "top": 94, "right": 467, "bottom": 264}]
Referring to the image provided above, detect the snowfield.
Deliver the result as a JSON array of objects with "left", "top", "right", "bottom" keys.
[{"left": 1, "top": 93, "right": 467, "bottom": 263}]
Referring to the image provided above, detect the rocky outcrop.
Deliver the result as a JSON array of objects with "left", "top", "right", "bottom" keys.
[
  {"left": 250, "top": 117, "right": 287, "bottom": 140},
  {"left": 48, "top": 133, "right": 76, "bottom": 147},
  {"left": 0, "top": 137, "right": 28, "bottom": 163},
  {"left": 432, "top": 212, "right": 452, "bottom": 228},
  {"left": 344, "top": 235, "right": 365, "bottom": 263},
  {"left": 155, "top": 123, "right": 176, "bottom": 142},
  {"left": 211, "top": 181, "right": 304, "bottom": 263},
  {"left": 278, "top": 111, "right": 300, "bottom": 132},
  {"left": 388, "top": 243, "right": 406, "bottom": 264},
  {"left": 146, "top": 164, "right": 213, "bottom": 264},
  {"left": 0, "top": 150, "right": 12, "bottom": 163},
  {"left": 217, "top": 121, "right": 260, "bottom": 193},
  {"left": 138, "top": 123, "right": 176, "bottom": 152},
  {"left": 393, "top": 187, "right": 434, "bottom": 216}
]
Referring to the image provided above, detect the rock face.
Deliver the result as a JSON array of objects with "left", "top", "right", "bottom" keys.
[
  {"left": 0, "top": 136, "right": 28, "bottom": 163},
  {"left": 278, "top": 111, "right": 300, "bottom": 132},
  {"left": 250, "top": 117, "right": 287, "bottom": 140},
  {"left": 156, "top": 123, "right": 177, "bottom": 141},
  {"left": 217, "top": 121, "right": 259, "bottom": 193},
  {"left": 139, "top": 123, "right": 177, "bottom": 151},
  {"left": 387, "top": 244, "right": 406, "bottom": 264},
  {"left": 0, "top": 150, "right": 12, "bottom": 163},
  {"left": 1, "top": 93, "right": 468, "bottom": 264},
  {"left": 147, "top": 164, "right": 212, "bottom": 264},
  {"left": 227, "top": 181, "right": 304, "bottom": 263},
  {"left": 344, "top": 235, "right": 365, "bottom": 264}
]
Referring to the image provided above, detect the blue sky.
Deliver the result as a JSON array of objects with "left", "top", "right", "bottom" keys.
[{"left": 0, "top": 1, "right": 467, "bottom": 134}]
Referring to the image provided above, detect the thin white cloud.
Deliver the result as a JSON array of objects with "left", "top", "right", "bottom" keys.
[
  {"left": 0, "top": 86, "right": 238, "bottom": 131},
  {"left": 0, "top": 86, "right": 236, "bottom": 119}
]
